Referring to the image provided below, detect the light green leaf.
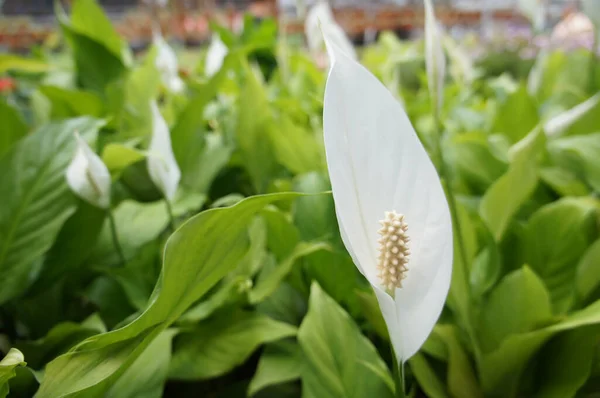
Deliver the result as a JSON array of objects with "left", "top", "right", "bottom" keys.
[
  {"left": 292, "top": 173, "right": 335, "bottom": 241},
  {"left": 549, "top": 132, "right": 600, "bottom": 192},
  {"left": 576, "top": 239, "right": 600, "bottom": 303},
  {"left": 0, "top": 99, "right": 28, "bottom": 157},
  {"left": 248, "top": 341, "right": 302, "bottom": 396},
  {"left": 491, "top": 84, "right": 539, "bottom": 143},
  {"left": 39, "top": 85, "right": 104, "bottom": 119},
  {"left": 480, "top": 127, "right": 545, "bottom": 241},
  {"left": 481, "top": 299, "right": 600, "bottom": 395},
  {"left": 534, "top": 325, "right": 600, "bottom": 398},
  {"left": 249, "top": 241, "right": 330, "bottom": 304},
  {"left": 262, "top": 207, "right": 301, "bottom": 259},
  {"left": 409, "top": 353, "right": 448, "bottom": 398},
  {"left": 169, "top": 311, "right": 297, "bottom": 380},
  {"left": 269, "top": 116, "right": 324, "bottom": 174},
  {"left": 355, "top": 290, "right": 389, "bottom": 341},
  {"left": 36, "top": 193, "right": 301, "bottom": 397},
  {"left": 480, "top": 266, "right": 553, "bottom": 353},
  {"left": 101, "top": 144, "right": 145, "bottom": 175},
  {"left": 0, "top": 117, "right": 103, "bottom": 305},
  {"left": 540, "top": 167, "right": 590, "bottom": 197},
  {"left": 524, "top": 198, "right": 598, "bottom": 313},
  {"left": 107, "top": 330, "right": 177, "bottom": 398},
  {"left": 0, "top": 349, "right": 26, "bottom": 398},
  {"left": 0, "top": 54, "right": 49, "bottom": 74},
  {"left": 298, "top": 283, "right": 394, "bottom": 398}
]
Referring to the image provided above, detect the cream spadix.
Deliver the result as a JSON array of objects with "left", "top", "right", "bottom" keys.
[
  {"left": 147, "top": 101, "right": 181, "bottom": 200},
  {"left": 66, "top": 134, "right": 111, "bottom": 209},
  {"left": 322, "top": 34, "right": 453, "bottom": 362}
]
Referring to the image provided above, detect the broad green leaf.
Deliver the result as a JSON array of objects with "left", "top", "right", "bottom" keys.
[
  {"left": 101, "top": 144, "right": 145, "bottom": 175},
  {"left": 543, "top": 93, "right": 600, "bottom": 137},
  {"left": 268, "top": 116, "right": 324, "bottom": 174},
  {"left": 107, "top": 330, "right": 177, "bottom": 398},
  {"left": 491, "top": 84, "right": 539, "bottom": 143},
  {"left": 534, "top": 325, "right": 600, "bottom": 398},
  {"left": 355, "top": 290, "right": 389, "bottom": 341},
  {"left": 549, "top": 132, "right": 600, "bottom": 192},
  {"left": 169, "top": 310, "right": 297, "bottom": 380},
  {"left": 236, "top": 63, "right": 278, "bottom": 193},
  {"left": 0, "top": 54, "right": 48, "bottom": 74},
  {"left": 0, "top": 99, "right": 28, "bottom": 157},
  {"left": 68, "top": 0, "right": 132, "bottom": 66},
  {"left": 409, "top": 353, "right": 448, "bottom": 398},
  {"left": 249, "top": 241, "right": 330, "bottom": 304},
  {"left": 435, "top": 325, "right": 482, "bottom": 398},
  {"left": 576, "top": 239, "right": 600, "bottom": 304},
  {"left": 262, "top": 207, "right": 301, "bottom": 259},
  {"left": 292, "top": 173, "right": 336, "bottom": 241},
  {"left": 36, "top": 193, "right": 301, "bottom": 397},
  {"left": 0, "top": 117, "right": 103, "bottom": 305},
  {"left": 523, "top": 198, "right": 598, "bottom": 313},
  {"left": 469, "top": 233, "right": 501, "bottom": 300},
  {"left": 16, "top": 315, "right": 105, "bottom": 370},
  {"left": 481, "top": 299, "right": 600, "bottom": 395},
  {"left": 479, "top": 266, "right": 553, "bottom": 353},
  {"left": 248, "top": 341, "right": 302, "bottom": 396},
  {"left": 0, "top": 349, "right": 26, "bottom": 398},
  {"left": 303, "top": 250, "right": 359, "bottom": 308},
  {"left": 257, "top": 281, "right": 307, "bottom": 326},
  {"left": 39, "top": 85, "right": 104, "bottom": 119},
  {"left": 298, "top": 283, "right": 394, "bottom": 398},
  {"left": 480, "top": 128, "right": 545, "bottom": 241},
  {"left": 539, "top": 167, "right": 590, "bottom": 197}
]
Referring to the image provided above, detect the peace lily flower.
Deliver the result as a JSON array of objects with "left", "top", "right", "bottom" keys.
[
  {"left": 66, "top": 134, "right": 111, "bottom": 209},
  {"left": 322, "top": 36, "right": 453, "bottom": 362},
  {"left": 305, "top": 1, "right": 356, "bottom": 61},
  {"left": 147, "top": 101, "right": 181, "bottom": 201},
  {"left": 582, "top": 0, "right": 600, "bottom": 29},
  {"left": 153, "top": 29, "right": 185, "bottom": 93},
  {"left": 205, "top": 34, "right": 228, "bottom": 77},
  {"left": 424, "top": 0, "right": 446, "bottom": 119}
]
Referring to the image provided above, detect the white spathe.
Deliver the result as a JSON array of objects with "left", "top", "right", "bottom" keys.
[
  {"left": 322, "top": 35, "right": 453, "bottom": 362},
  {"left": 147, "top": 101, "right": 181, "bottom": 200},
  {"left": 205, "top": 34, "right": 228, "bottom": 77},
  {"left": 66, "top": 134, "right": 111, "bottom": 209},
  {"left": 153, "top": 30, "right": 185, "bottom": 93},
  {"left": 517, "top": 0, "right": 547, "bottom": 31},
  {"left": 424, "top": 0, "right": 446, "bottom": 116},
  {"left": 305, "top": 1, "right": 357, "bottom": 60}
]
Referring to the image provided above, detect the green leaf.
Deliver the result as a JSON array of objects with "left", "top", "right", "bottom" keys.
[
  {"left": 0, "top": 54, "right": 48, "bottom": 74},
  {"left": 39, "top": 85, "right": 104, "bottom": 119},
  {"left": 292, "top": 173, "right": 335, "bottom": 241},
  {"left": 481, "top": 299, "right": 600, "bottom": 395},
  {"left": 67, "top": 0, "right": 132, "bottom": 66},
  {"left": 523, "top": 198, "right": 598, "bottom": 313},
  {"left": 435, "top": 325, "right": 482, "bottom": 398},
  {"left": 101, "top": 144, "right": 145, "bottom": 175},
  {"left": 298, "top": 283, "right": 394, "bottom": 398},
  {"left": 409, "top": 353, "right": 448, "bottom": 398},
  {"left": 480, "top": 127, "right": 545, "bottom": 241},
  {"left": 35, "top": 193, "right": 302, "bottom": 397},
  {"left": 469, "top": 233, "right": 501, "bottom": 300},
  {"left": 0, "top": 117, "right": 103, "bottom": 305},
  {"left": 262, "top": 207, "right": 301, "bottom": 259},
  {"left": 169, "top": 310, "right": 297, "bottom": 380},
  {"left": 355, "top": 290, "right": 389, "bottom": 341},
  {"left": 268, "top": 116, "right": 324, "bottom": 174},
  {"left": 236, "top": 64, "right": 278, "bottom": 193},
  {"left": 0, "top": 349, "right": 26, "bottom": 398},
  {"left": 534, "top": 325, "right": 600, "bottom": 398},
  {"left": 549, "top": 132, "right": 600, "bottom": 192},
  {"left": 107, "top": 330, "right": 177, "bottom": 398},
  {"left": 539, "top": 167, "right": 590, "bottom": 197},
  {"left": 479, "top": 266, "right": 553, "bottom": 353},
  {"left": 492, "top": 84, "right": 539, "bottom": 143},
  {"left": 248, "top": 341, "right": 302, "bottom": 396},
  {"left": 575, "top": 239, "right": 600, "bottom": 304},
  {"left": 249, "top": 241, "right": 330, "bottom": 304},
  {"left": 0, "top": 98, "right": 28, "bottom": 157}
]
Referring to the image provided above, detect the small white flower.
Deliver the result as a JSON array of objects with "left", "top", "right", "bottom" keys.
[
  {"left": 147, "top": 101, "right": 181, "bottom": 200},
  {"left": 305, "top": 1, "right": 356, "bottom": 60},
  {"left": 322, "top": 33, "right": 453, "bottom": 362},
  {"left": 153, "top": 30, "right": 184, "bottom": 93},
  {"left": 205, "top": 34, "right": 228, "bottom": 77},
  {"left": 66, "top": 134, "right": 111, "bottom": 209},
  {"left": 424, "top": 0, "right": 446, "bottom": 116}
]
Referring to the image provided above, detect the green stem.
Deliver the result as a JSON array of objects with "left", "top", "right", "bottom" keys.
[
  {"left": 108, "top": 209, "right": 126, "bottom": 266},
  {"left": 165, "top": 198, "right": 176, "bottom": 232},
  {"left": 391, "top": 347, "right": 407, "bottom": 398},
  {"left": 589, "top": 30, "right": 598, "bottom": 92}
]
